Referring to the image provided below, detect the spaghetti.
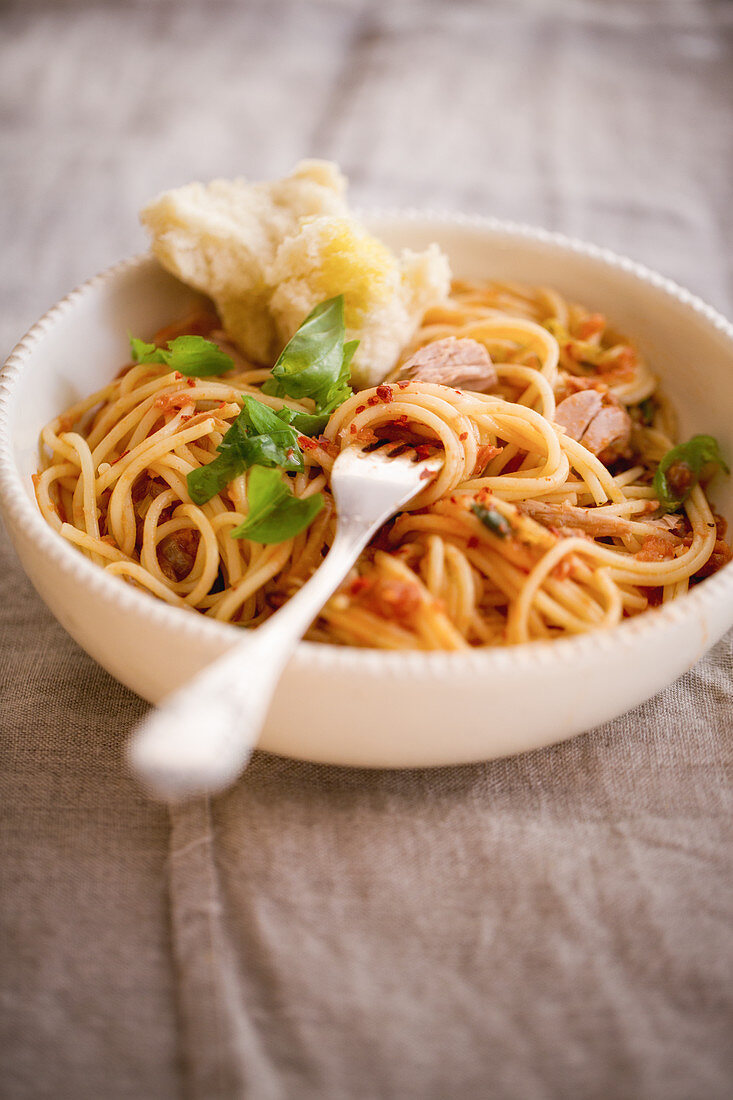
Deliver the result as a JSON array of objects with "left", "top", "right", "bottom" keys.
[{"left": 35, "top": 279, "right": 731, "bottom": 650}]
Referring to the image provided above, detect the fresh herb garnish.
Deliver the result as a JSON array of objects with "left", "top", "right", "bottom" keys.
[
  {"left": 472, "top": 504, "right": 513, "bottom": 538},
  {"left": 187, "top": 396, "right": 303, "bottom": 506},
  {"left": 262, "top": 295, "right": 357, "bottom": 432},
  {"left": 654, "top": 434, "right": 729, "bottom": 513},
  {"left": 130, "top": 334, "right": 234, "bottom": 377},
  {"left": 639, "top": 397, "right": 656, "bottom": 426},
  {"left": 282, "top": 408, "right": 334, "bottom": 435},
  {"left": 230, "top": 466, "right": 324, "bottom": 544},
  {"left": 183, "top": 299, "right": 354, "bottom": 538}
]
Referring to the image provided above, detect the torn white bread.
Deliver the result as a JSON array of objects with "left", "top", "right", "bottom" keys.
[
  {"left": 140, "top": 161, "right": 348, "bottom": 364},
  {"left": 140, "top": 161, "right": 451, "bottom": 388},
  {"left": 268, "top": 217, "right": 450, "bottom": 387}
]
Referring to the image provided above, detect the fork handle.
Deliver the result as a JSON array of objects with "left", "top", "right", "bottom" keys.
[{"left": 128, "top": 514, "right": 378, "bottom": 800}]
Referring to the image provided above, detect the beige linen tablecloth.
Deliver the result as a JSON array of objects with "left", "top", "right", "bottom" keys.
[{"left": 2, "top": 1, "right": 732, "bottom": 1097}]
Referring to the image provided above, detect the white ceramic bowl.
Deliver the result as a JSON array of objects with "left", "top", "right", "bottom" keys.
[{"left": 2, "top": 214, "right": 733, "bottom": 767}]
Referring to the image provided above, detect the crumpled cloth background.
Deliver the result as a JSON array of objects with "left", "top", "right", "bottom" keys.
[{"left": 1, "top": 2, "right": 732, "bottom": 1098}]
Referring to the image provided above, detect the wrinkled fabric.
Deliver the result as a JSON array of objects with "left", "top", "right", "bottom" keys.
[{"left": 1, "top": 2, "right": 732, "bottom": 1098}]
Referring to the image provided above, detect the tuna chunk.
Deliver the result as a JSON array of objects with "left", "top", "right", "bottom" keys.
[
  {"left": 555, "top": 389, "right": 631, "bottom": 464},
  {"left": 401, "top": 337, "right": 497, "bottom": 391},
  {"left": 581, "top": 405, "right": 631, "bottom": 461},
  {"left": 554, "top": 390, "right": 603, "bottom": 441},
  {"left": 520, "top": 500, "right": 678, "bottom": 544},
  {"left": 520, "top": 499, "right": 634, "bottom": 538}
]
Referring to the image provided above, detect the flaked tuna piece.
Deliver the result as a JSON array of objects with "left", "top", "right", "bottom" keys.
[
  {"left": 581, "top": 404, "right": 631, "bottom": 462},
  {"left": 554, "top": 390, "right": 603, "bottom": 441},
  {"left": 401, "top": 337, "right": 498, "bottom": 391},
  {"left": 554, "top": 389, "right": 631, "bottom": 464},
  {"left": 520, "top": 499, "right": 634, "bottom": 538},
  {"left": 520, "top": 500, "right": 680, "bottom": 544}
]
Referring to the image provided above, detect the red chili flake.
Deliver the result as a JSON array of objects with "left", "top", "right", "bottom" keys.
[
  {"left": 217, "top": 401, "right": 227, "bottom": 409},
  {"left": 315, "top": 435, "right": 339, "bottom": 458},
  {"left": 174, "top": 371, "right": 183, "bottom": 381},
  {"left": 414, "top": 444, "right": 432, "bottom": 459},
  {"left": 393, "top": 415, "right": 409, "bottom": 426},
  {"left": 459, "top": 432, "right": 468, "bottom": 441},
  {"left": 472, "top": 444, "right": 503, "bottom": 476},
  {"left": 397, "top": 381, "right": 410, "bottom": 389},
  {"left": 376, "top": 384, "right": 393, "bottom": 403},
  {"left": 468, "top": 536, "right": 479, "bottom": 549},
  {"left": 348, "top": 577, "right": 371, "bottom": 596},
  {"left": 186, "top": 377, "right": 196, "bottom": 387},
  {"left": 112, "top": 450, "right": 130, "bottom": 465},
  {"left": 419, "top": 468, "right": 432, "bottom": 480},
  {"left": 297, "top": 435, "right": 318, "bottom": 452},
  {"left": 355, "top": 405, "right": 366, "bottom": 415},
  {"left": 286, "top": 449, "right": 295, "bottom": 461},
  {"left": 350, "top": 424, "right": 358, "bottom": 435},
  {"left": 154, "top": 393, "right": 196, "bottom": 412},
  {"left": 367, "top": 395, "right": 380, "bottom": 407}
]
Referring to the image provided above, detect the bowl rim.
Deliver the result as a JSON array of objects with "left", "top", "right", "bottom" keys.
[{"left": 1, "top": 209, "right": 732, "bottom": 681}]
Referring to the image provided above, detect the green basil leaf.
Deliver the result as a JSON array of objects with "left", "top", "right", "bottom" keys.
[
  {"left": 240, "top": 396, "right": 292, "bottom": 437},
  {"left": 186, "top": 396, "right": 303, "bottom": 506},
  {"left": 162, "top": 335, "right": 234, "bottom": 376},
  {"left": 271, "top": 296, "right": 345, "bottom": 401},
  {"left": 268, "top": 296, "right": 355, "bottom": 415},
  {"left": 653, "top": 434, "right": 729, "bottom": 513},
  {"left": 237, "top": 397, "right": 304, "bottom": 470},
  {"left": 129, "top": 333, "right": 234, "bottom": 376},
  {"left": 341, "top": 338, "right": 360, "bottom": 373},
  {"left": 472, "top": 504, "right": 513, "bottom": 538},
  {"left": 187, "top": 449, "right": 246, "bottom": 506},
  {"left": 287, "top": 409, "right": 330, "bottom": 435},
  {"left": 130, "top": 336, "right": 167, "bottom": 364},
  {"left": 231, "top": 466, "right": 324, "bottom": 544}
]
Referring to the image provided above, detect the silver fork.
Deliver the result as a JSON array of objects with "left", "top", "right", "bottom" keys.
[{"left": 128, "top": 447, "right": 442, "bottom": 800}]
